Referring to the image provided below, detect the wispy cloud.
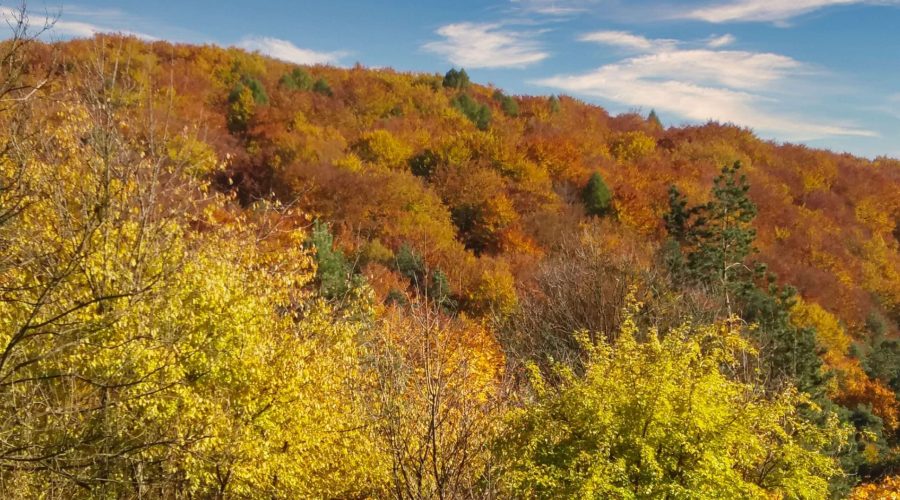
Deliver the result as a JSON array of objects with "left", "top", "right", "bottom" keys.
[
  {"left": 579, "top": 31, "right": 676, "bottom": 51},
  {"left": 535, "top": 30, "right": 876, "bottom": 140},
  {"left": 682, "top": 0, "right": 898, "bottom": 23},
  {"left": 238, "top": 36, "right": 346, "bottom": 65},
  {"left": 509, "top": 0, "right": 594, "bottom": 15},
  {"left": 0, "top": 6, "right": 156, "bottom": 39},
  {"left": 706, "top": 33, "right": 736, "bottom": 47},
  {"left": 423, "top": 22, "right": 549, "bottom": 69}
]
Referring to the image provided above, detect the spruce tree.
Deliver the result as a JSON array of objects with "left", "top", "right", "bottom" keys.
[
  {"left": 442, "top": 68, "right": 470, "bottom": 90},
  {"left": 582, "top": 171, "right": 613, "bottom": 217},
  {"left": 662, "top": 162, "right": 825, "bottom": 394},
  {"left": 307, "top": 221, "right": 352, "bottom": 299},
  {"left": 692, "top": 161, "right": 757, "bottom": 311}
]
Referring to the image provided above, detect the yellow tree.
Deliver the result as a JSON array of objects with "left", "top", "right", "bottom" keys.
[
  {"left": 496, "top": 295, "right": 849, "bottom": 499},
  {"left": 0, "top": 55, "right": 387, "bottom": 495},
  {"left": 368, "top": 304, "right": 506, "bottom": 499}
]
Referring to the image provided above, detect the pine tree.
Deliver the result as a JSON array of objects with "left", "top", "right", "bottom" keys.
[
  {"left": 442, "top": 68, "right": 470, "bottom": 90},
  {"left": 693, "top": 161, "right": 757, "bottom": 312},
  {"left": 451, "top": 94, "right": 491, "bottom": 130},
  {"left": 307, "top": 221, "right": 352, "bottom": 299},
  {"left": 313, "top": 77, "right": 333, "bottom": 96},
  {"left": 493, "top": 90, "right": 519, "bottom": 117},
  {"left": 662, "top": 162, "right": 826, "bottom": 394},
  {"left": 582, "top": 171, "right": 613, "bottom": 217},
  {"left": 280, "top": 68, "right": 313, "bottom": 91}
]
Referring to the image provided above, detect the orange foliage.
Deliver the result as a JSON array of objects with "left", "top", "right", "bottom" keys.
[
  {"left": 851, "top": 475, "right": 900, "bottom": 499},
  {"left": 30, "top": 36, "right": 900, "bottom": 425}
]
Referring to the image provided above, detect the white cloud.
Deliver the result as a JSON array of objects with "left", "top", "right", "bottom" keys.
[
  {"left": 683, "top": 0, "right": 898, "bottom": 23},
  {"left": 509, "top": 0, "right": 593, "bottom": 15},
  {"left": 579, "top": 31, "right": 676, "bottom": 51},
  {"left": 0, "top": 6, "right": 156, "bottom": 39},
  {"left": 423, "top": 22, "right": 549, "bottom": 69},
  {"left": 707, "top": 34, "right": 736, "bottom": 47},
  {"left": 238, "top": 36, "right": 345, "bottom": 65},
  {"left": 535, "top": 31, "right": 875, "bottom": 140}
]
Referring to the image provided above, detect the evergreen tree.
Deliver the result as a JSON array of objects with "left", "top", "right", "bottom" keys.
[
  {"left": 428, "top": 269, "right": 457, "bottom": 311},
  {"left": 663, "top": 162, "right": 825, "bottom": 394},
  {"left": 442, "top": 68, "right": 470, "bottom": 89},
  {"left": 307, "top": 221, "right": 352, "bottom": 299},
  {"left": 230, "top": 76, "right": 268, "bottom": 105},
  {"left": 581, "top": 171, "right": 613, "bottom": 217},
  {"left": 313, "top": 77, "right": 333, "bottom": 96},
  {"left": 741, "top": 283, "right": 826, "bottom": 394},
  {"left": 226, "top": 76, "right": 268, "bottom": 133},
  {"left": 694, "top": 161, "right": 757, "bottom": 311},
  {"left": 451, "top": 94, "right": 491, "bottom": 130},
  {"left": 395, "top": 244, "right": 425, "bottom": 283},
  {"left": 493, "top": 90, "right": 519, "bottom": 117},
  {"left": 280, "top": 67, "right": 313, "bottom": 91},
  {"left": 665, "top": 162, "right": 756, "bottom": 311}
]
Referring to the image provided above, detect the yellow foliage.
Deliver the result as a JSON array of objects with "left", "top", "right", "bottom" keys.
[
  {"left": 353, "top": 129, "right": 412, "bottom": 169},
  {"left": 369, "top": 307, "right": 504, "bottom": 497},
  {"left": 857, "top": 196, "right": 895, "bottom": 236},
  {"left": 334, "top": 152, "right": 364, "bottom": 172},
  {"left": 468, "top": 262, "right": 519, "bottom": 318},
  {"left": 862, "top": 236, "right": 900, "bottom": 317},
  {"left": 498, "top": 297, "right": 849, "bottom": 498},
  {"left": 0, "top": 100, "right": 388, "bottom": 497},
  {"left": 851, "top": 475, "right": 900, "bottom": 499},
  {"left": 610, "top": 130, "right": 656, "bottom": 162},
  {"left": 167, "top": 131, "right": 220, "bottom": 177},
  {"left": 791, "top": 299, "right": 850, "bottom": 367}
]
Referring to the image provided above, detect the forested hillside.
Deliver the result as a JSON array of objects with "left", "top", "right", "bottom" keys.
[{"left": 2, "top": 23, "right": 900, "bottom": 497}]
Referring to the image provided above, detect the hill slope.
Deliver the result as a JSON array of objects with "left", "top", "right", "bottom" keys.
[{"left": 2, "top": 33, "right": 900, "bottom": 496}]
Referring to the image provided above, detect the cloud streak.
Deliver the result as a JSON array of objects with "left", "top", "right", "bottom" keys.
[
  {"left": 536, "top": 31, "right": 875, "bottom": 140},
  {"left": 0, "top": 6, "right": 157, "bottom": 39},
  {"left": 706, "top": 34, "right": 736, "bottom": 47},
  {"left": 238, "top": 36, "right": 346, "bottom": 65},
  {"left": 423, "top": 22, "right": 548, "bottom": 69},
  {"left": 579, "top": 30, "right": 676, "bottom": 51},
  {"left": 683, "top": 0, "right": 899, "bottom": 23}
]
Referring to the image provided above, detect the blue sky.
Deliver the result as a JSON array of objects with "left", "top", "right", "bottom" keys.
[{"left": 12, "top": 0, "right": 900, "bottom": 158}]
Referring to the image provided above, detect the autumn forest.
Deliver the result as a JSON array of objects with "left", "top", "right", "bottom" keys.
[{"left": 2, "top": 8, "right": 900, "bottom": 499}]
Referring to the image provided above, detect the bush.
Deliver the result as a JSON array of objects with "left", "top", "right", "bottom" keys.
[{"left": 496, "top": 298, "right": 849, "bottom": 499}]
